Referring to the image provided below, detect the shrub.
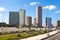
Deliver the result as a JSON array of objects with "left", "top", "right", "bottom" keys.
[
  {"left": 39, "top": 29, "right": 47, "bottom": 34},
  {"left": 17, "top": 34, "right": 21, "bottom": 37},
  {"left": 31, "top": 32, "right": 40, "bottom": 35},
  {"left": 0, "top": 32, "right": 10, "bottom": 35},
  {"left": 17, "top": 33, "right": 32, "bottom": 38},
  {"left": 0, "top": 32, "right": 1, "bottom": 34}
]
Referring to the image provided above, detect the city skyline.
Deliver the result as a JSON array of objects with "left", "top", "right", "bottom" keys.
[{"left": 0, "top": 0, "right": 60, "bottom": 26}]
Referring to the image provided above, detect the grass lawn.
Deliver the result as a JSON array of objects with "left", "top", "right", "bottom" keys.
[
  {"left": 0, "top": 35, "right": 18, "bottom": 40},
  {"left": 0, "top": 29, "right": 52, "bottom": 40}
]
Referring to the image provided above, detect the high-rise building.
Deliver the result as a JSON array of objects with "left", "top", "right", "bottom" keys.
[
  {"left": 36, "top": 6, "right": 42, "bottom": 27},
  {"left": 33, "top": 18, "right": 36, "bottom": 26},
  {"left": 19, "top": 9, "right": 26, "bottom": 26},
  {"left": 9, "top": 9, "right": 26, "bottom": 27},
  {"left": 56, "top": 20, "right": 60, "bottom": 27},
  {"left": 46, "top": 17, "right": 52, "bottom": 28},
  {"left": 9, "top": 12, "right": 19, "bottom": 26},
  {"left": 26, "top": 16, "right": 32, "bottom": 26}
]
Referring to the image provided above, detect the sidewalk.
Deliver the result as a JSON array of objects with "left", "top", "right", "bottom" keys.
[{"left": 20, "top": 30, "right": 58, "bottom": 40}]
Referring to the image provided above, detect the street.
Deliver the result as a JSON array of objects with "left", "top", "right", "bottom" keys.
[{"left": 44, "top": 32, "right": 60, "bottom": 40}]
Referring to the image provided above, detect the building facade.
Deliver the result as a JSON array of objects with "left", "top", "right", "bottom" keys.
[
  {"left": 19, "top": 9, "right": 26, "bottom": 26},
  {"left": 56, "top": 20, "right": 60, "bottom": 27},
  {"left": 9, "top": 12, "right": 19, "bottom": 26},
  {"left": 33, "top": 18, "right": 36, "bottom": 26},
  {"left": 9, "top": 9, "right": 26, "bottom": 27},
  {"left": 36, "top": 6, "right": 42, "bottom": 27},
  {"left": 26, "top": 16, "right": 32, "bottom": 26},
  {"left": 46, "top": 17, "right": 52, "bottom": 28}
]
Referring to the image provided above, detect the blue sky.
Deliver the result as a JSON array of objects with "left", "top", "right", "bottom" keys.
[{"left": 0, "top": 0, "right": 60, "bottom": 26}]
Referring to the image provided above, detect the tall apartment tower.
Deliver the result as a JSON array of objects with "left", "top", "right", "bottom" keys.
[
  {"left": 9, "top": 12, "right": 19, "bottom": 26},
  {"left": 46, "top": 17, "right": 52, "bottom": 28},
  {"left": 26, "top": 16, "right": 32, "bottom": 26},
  {"left": 19, "top": 9, "right": 26, "bottom": 26},
  {"left": 33, "top": 18, "right": 36, "bottom": 26},
  {"left": 36, "top": 6, "right": 42, "bottom": 27}
]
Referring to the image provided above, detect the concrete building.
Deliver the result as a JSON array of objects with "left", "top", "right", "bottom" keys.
[
  {"left": 46, "top": 17, "right": 52, "bottom": 28},
  {"left": 56, "top": 20, "right": 60, "bottom": 27},
  {"left": 9, "top": 9, "right": 26, "bottom": 27},
  {"left": 33, "top": 18, "right": 36, "bottom": 26},
  {"left": 9, "top": 12, "right": 19, "bottom": 26},
  {"left": 19, "top": 9, "right": 26, "bottom": 26},
  {"left": 36, "top": 6, "right": 42, "bottom": 27},
  {"left": 26, "top": 16, "right": 32, "bottom": 26}
]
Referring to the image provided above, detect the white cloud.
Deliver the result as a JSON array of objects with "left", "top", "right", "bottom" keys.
[
  {"left": 24, "top": 4, "right": 28, "bottom": 7},
  {"left": 43, "top": 5, "right": 56, "bottom": 10},
  {"left": 55, "top": 10, "right": 60, "bottom": 13},
  {"left": 0, "top": 7, "right": 6, "bottom": 12},
  {"left": 30, "top": 2, "right": 39, "bottom": 6}
]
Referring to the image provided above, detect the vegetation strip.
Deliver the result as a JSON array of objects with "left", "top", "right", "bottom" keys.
[{"left": 0, "top": 29, "right": 53, "bottom": 40}]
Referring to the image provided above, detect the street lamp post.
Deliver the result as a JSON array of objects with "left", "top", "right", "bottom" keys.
[
  {"left": 0, "top": 8, "right": 6, "bottom": 32},
  {"left": 46, "top": 8, "right": 49, "bottom": 36},
  {"left": 1, "top": 11, "right": 5, "bottom": 32},
  {"left": 2, "top": 12, "right": 4, "bottom": 32}
]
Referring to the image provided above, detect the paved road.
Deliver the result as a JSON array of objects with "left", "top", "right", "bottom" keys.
[{"left": 44, "top": 33, "right": 60, "bottom": 40}]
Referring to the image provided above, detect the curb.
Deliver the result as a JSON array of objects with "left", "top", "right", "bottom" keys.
[{"left": 41, "top": 32, "right": 58, "bottom": 40}]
